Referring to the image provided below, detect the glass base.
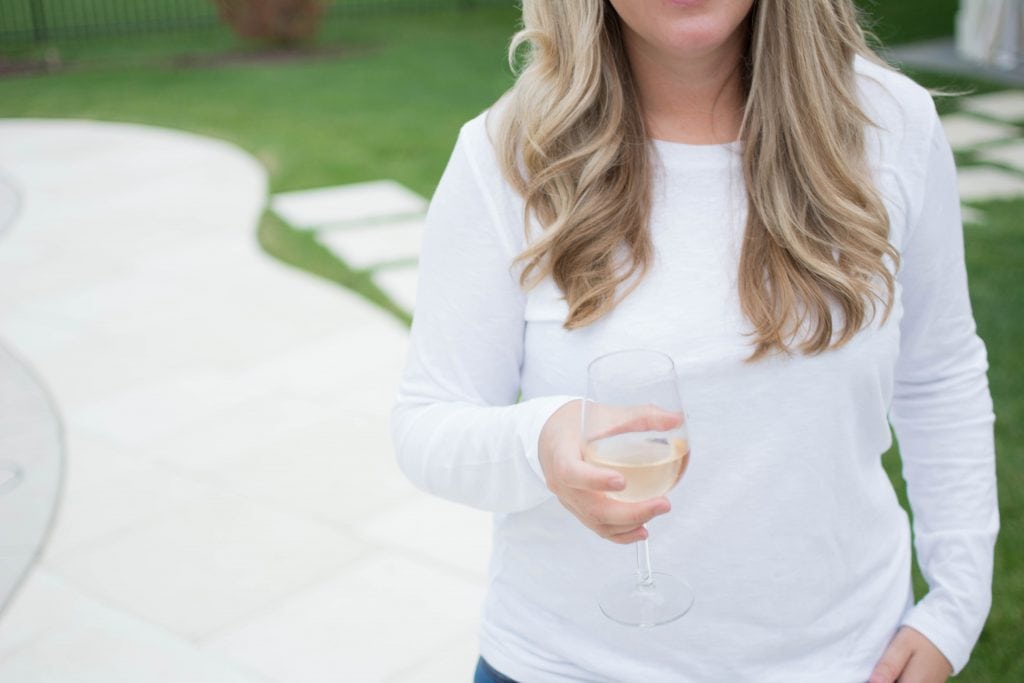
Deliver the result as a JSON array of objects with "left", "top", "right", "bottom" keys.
[{"left": 598, "top": 572, "right": 694, "bottom": 627}]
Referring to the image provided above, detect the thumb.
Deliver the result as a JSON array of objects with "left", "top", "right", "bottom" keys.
[{"left": 869, "top": 629, "right": 913, "bottom": 683}]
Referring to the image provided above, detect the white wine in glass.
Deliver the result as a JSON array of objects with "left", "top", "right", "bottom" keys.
[
  {"left": 585, "top": 431, "right": 689, "bottom": 504},
  {"left": 582, "top": 349, "right": 694, "bottom": 627}
]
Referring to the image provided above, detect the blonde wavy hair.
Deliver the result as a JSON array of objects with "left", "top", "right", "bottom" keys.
[{"left": 497, "top": 0, "right": 899, "bottom": 359}]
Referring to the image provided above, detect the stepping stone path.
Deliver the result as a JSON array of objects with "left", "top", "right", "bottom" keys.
[
  {"left": 946, "top": 89, "right": 1024, "bottom": 206},
  {"left": 960, "top": 90, "right": 1024, "bottom": 122},
  {"left": 957, "top": 166, "right": 1024, "bottom": 201},
  {"left": 273, "top": 90, "right": 1024, "bottom": 320},
  {"left": 940, "top": 113, "right": 1019, "bottom": 148},
  {"left": 977, "top": 139, "right": 1024, "bottom": 173},
  {"left": 272, "top": 181, "right": 426, "bottom": 313}
]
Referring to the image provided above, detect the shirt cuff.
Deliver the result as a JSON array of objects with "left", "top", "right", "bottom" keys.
[
  {"left": 900, "top": 595, "right": 977, "bottom": 675},
  {"left": 516, "top": 395, "right": 580, "bottom": 487}
]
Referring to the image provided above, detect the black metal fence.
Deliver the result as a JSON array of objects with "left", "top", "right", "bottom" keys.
[{"left": 0, "top": 0, "right": 505, "bottom": 47}]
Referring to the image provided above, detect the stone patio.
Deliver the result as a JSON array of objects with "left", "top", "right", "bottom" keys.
[{"left": 0, "top": 120, "right": 488, "bottom": 682}]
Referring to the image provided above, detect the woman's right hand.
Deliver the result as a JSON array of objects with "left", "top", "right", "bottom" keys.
[{"left": 538, "top": 399, "right": 677, "bottom": 544}]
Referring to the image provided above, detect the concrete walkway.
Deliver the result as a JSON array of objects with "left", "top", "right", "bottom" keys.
[{"left": 0, "top": 120, "right": 489, "bottom": 682}]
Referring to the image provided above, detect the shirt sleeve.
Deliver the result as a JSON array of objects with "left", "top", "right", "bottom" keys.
[
  {"left": 889, "top": 108, "right": 999, "bottom": 675},
  {"left": 390, "top": 122, "right": 575, "bottom": 513}
]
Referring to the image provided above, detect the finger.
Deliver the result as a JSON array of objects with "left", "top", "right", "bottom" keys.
[
  {"left": 897, "top": 653, "right": 929, "bottom": 683},
  {"left": 590, "top": 404, "right": 684, "bottom": 440},
  {"left": 606, "top": 526, "right": 648, "bottom": 544},
  {"left": 582, "top": 496, "right": 672, "bottom": 529},
  {"left": 896, "top": 629, "right": 954, "bottom": 683},
  {"left": 628, "top": 403, "right": 685, "bottom": 432},
  {"left": 869, "top": 629, "right": 914, "bottom": 683},
  {"left": 598, "top": 522, "right": 651, "bottom": 538},
  {"left": 559, "top": 456, "right": 627, "bottom": 493}
]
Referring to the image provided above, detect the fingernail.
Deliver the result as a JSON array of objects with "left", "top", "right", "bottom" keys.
[{"left": 610, "top": 477, "right": 626, "bottom": 490}]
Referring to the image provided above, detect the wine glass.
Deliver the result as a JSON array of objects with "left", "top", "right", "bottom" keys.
[{"left": 582, "top": 349, "right": 693, "bottom": 627}]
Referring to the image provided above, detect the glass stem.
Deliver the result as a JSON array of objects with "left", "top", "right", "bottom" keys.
[{"left": 636, "top": 527, "right": 654, "bottom": 588}]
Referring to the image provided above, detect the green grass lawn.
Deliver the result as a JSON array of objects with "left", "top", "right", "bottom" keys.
[
  {"left": 881, "top": 197, "right": 1024, "bottom": 680},
  {"left": 856, "top": 0, "right": 961, "bottom": 45},
  {"left": 0, "top": 2, "right": 1019, "bottom": 679},
  {"left": 960, "top": 199, "right": 1024, "bottom": 677}
]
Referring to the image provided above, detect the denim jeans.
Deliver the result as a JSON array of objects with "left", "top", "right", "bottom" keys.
[{"left": 474, "top": 657, "right": 519, "bottom": 683}]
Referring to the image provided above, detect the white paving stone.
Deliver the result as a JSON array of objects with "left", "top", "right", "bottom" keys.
[
  {"left": 0, "top": 120, "right": 264, "bottom": 256},
  {"left": 0, "top": 570, "right": 71, "bottom": 660},
  {"left": 306, "top": 317, "right": 410, "bottom": 418},
  {"left": 957, "top": 165, "right": 1024, "bottom": 201},
  {"left": 376, "top": 265, "right": 420, "bottom": 313},
  {"left": 0, "top": 571, "right": 261, "bottom": 683},
  {"left": 356, "top": 495, "right": 492, "bottom": 580},
  {"left": 226, "top": 326, "right": 400, "bottom": 405},
  {"left": 65, "top": 371, "right": 260, "bottom": 448},
  {"left": 272, "top": 180, "right": 427, "bottom": 229},
  {"left": 318, "top": 215, "right": 423, "bottom": 269},
  {"left": 384, "top": 629, "right": 480, "bottom": 683},
  {"left": 960, "top": 90, "right": 1024, "bottom": 122},
  {"left": 976, "top": 139, "right": 1024, "bottom": 172},
  {"left": 42, "top": 452, "right": 209, "bottom": 561},
  {"left": 0, "top": 246, "right": 130, "bottom": 321},
  {"left": 940, "top": 113, "right": 1020, "bottom": 148},
  {"left": 0, "top": 308, "right": 87, "bottom": 358},
  {"left": 207, "top": 553, "right": 484, "bottom": 683},
  {"left": 49, "top": 490, "right": 365, "bottom": 639},
  {"left": 210, "top": 415, "right": 417, "bottom": 526},
  {"left": 143, "top": 393, "right": 341, "bottom": 474}
]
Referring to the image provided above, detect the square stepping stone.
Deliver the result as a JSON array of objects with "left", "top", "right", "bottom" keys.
[
  {"left": 272, "top": 180, "right": 427, "bottom": 230},
  {"left": 957, "top": 165, "right": 1024, "bottom": 201},
  {"left": 375, "top": 265, "right": 420, "bottom": 313},
  {"left": 976, "top": 139, "right": 1024, "bottom": 172},
  {"left": 940, "top": 113, "right": 1020, "bottom": 149},
  {"left": 318, "top": 216, "right": 423, "bottom": 269},
  {"left": 960, "top": 90, "right": 1024, "bottom": 123},
  {"left": 961, "top": 205, "right": 987, "bottom": 226}
]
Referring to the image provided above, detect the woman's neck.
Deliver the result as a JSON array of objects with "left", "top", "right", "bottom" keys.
[{"left": 622, "top": 26, "right": 747, "bottom": 145}]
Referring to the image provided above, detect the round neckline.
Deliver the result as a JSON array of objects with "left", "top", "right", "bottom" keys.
[{"left": 651, "top": 137, "right": 741, "bottom": 165}]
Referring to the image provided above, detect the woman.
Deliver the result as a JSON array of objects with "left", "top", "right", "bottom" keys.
[{"left": 391, "top": 1, "right": 998, "bottom": 681}]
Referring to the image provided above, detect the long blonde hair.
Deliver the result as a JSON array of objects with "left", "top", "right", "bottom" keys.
[{"left": 497, "top": 0, "right": 898, "bottom": 360}]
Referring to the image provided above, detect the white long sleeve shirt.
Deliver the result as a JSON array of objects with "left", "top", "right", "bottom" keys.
[{"left": 390, "top": 58, "right": 998, "bottom": 682}]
